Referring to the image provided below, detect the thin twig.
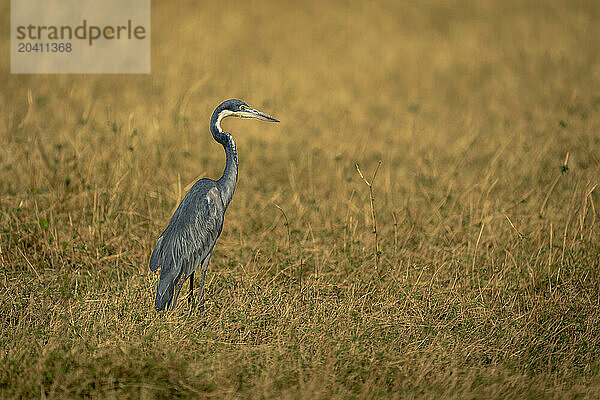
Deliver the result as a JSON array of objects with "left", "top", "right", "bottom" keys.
[{"left": 356, "top": 160, "right": 382, "bottom": 271}]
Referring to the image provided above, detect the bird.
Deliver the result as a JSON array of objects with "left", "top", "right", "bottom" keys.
[{"left": 149, "top": 99, "right": 279, "bottom": 312}]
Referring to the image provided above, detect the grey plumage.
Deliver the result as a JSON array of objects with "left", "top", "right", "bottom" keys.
[
  {"left": 150, "top": 180, "right": 224, "bottom": 310},
  {"left": 150, "top": 99, "right": 279, "bottom": 312}
]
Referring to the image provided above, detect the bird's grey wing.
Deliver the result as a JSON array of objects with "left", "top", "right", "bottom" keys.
[{"left": 150, "top": 183, "right": 225, "bottom": 311}]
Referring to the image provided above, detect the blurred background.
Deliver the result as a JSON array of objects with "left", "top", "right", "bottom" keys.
[{"left": 1, "top": 0, "right": 600, "bottom": 398}]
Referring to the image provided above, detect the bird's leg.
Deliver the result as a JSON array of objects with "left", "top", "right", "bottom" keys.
[
  {"left": 197, "top": 254, "right": 211, "bottom": 315},
  {"left": 170, "top": 275, "right": 186, "bottom": 311},
  {"left": 197, "top": 267, "right": 207, "bottom": 315},
  {"left": 188, "top": 271, "right": 195, "bottom": 307}
]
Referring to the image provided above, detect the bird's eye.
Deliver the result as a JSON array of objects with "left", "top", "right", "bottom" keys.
[{"left": 239, "top": 105, "right": 246, "bottom": 111}]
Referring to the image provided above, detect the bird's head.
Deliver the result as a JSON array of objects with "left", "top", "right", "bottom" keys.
[{"left": 213, "top": 99, "right": 279, "bottom": 133}]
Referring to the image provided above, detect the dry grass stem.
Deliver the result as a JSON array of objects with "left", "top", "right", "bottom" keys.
[
  {"left": 273, "top": 203, "right": 291, "bottom": 251},
  {"left": 356, "top": 160, "right": 382, "bottom": 272}
]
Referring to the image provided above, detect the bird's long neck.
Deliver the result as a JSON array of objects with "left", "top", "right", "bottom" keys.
[
  {"left": 210, "top": 110, "right": 238, "bottom": 207},
  {"left": 217, "top": 134, "right": 238, "bottom": 207}
]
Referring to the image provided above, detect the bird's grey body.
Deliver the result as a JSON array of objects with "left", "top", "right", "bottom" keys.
[
  {"left": 150, "top": 99, "right": 278, "bottom": 312},
  {"left": 150, "top": 179, "right": 225, "bottom": 311}
]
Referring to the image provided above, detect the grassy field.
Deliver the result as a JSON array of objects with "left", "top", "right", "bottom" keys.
[{"left": 1, "top": 0, "right": 600, "bottom": 398}]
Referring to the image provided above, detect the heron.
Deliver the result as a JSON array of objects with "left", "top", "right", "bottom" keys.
[{"left": 149, "top": 99, "right": 279, "bottom": 312}]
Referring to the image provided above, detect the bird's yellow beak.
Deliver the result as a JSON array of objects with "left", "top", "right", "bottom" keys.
[{"left": 236, "top": 107, "right": 279, "bottom": 122}]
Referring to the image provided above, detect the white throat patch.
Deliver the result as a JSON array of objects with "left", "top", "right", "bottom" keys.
[{"left": 216, "top": 110, "right": 234, "bottom": 132}]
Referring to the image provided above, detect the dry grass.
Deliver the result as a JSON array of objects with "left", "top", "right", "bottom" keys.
[{"left": 1, "top": 0, "right": 600, "bottom": 398}]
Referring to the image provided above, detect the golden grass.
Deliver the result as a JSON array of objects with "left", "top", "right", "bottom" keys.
[{"left": 1, "top": 0, "right": 600, "bottom": 398}]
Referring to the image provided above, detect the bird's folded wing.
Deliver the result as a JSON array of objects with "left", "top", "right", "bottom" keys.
[{"left": 150, "top": 182, "right": 225, "bottom": 310}]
